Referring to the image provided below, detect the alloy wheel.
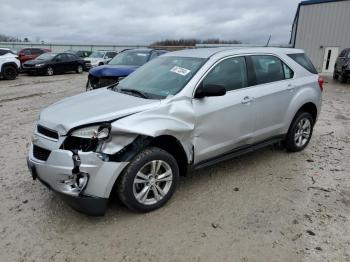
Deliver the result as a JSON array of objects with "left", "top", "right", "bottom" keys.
[
  {"left": 294, "top": 118, "right": 311, "bottom": 148},
  {"left": 132, "top": 160, "right": 173, "bottom": 205},
  {"left": 77, "top": 65, "right": 83, "bottom": 73},
  {"left": 47, "top": 67, "right": 54, "bottom": 76}
]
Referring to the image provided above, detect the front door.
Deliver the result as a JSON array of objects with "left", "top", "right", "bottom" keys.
[
  {"left": 322, "top": 47, "right": 339, "bottom": 74},
  {"left": 192, "top": 56, "right": 255, "bottom": 164}
]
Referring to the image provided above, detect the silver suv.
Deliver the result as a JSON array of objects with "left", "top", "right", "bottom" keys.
[{"left": 27, "top": 47, "right": 323, "bottom": 215}]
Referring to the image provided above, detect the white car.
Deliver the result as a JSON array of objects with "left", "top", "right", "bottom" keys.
[
  {"left": 84, "top": 50, "right": 117, "bottom": 67},
  {"left": 0, "top": 48, "right": 21, "bottom": 80}
]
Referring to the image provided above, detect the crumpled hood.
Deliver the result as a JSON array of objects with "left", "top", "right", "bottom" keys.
[
  {"left": 38, "top": 88, "right": 160, "bottom": 135},
  {"left": 89, "top": 65, "right": 139, "bottom": 77}
]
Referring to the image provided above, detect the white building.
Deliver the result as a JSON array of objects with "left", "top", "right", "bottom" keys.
[{"left": 290, "top": 0, "right": 350, "bottom": 74}]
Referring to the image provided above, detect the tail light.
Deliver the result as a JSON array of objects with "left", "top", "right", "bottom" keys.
[{"left": 318, "top": 76, "right": 324, "bottom": 92}]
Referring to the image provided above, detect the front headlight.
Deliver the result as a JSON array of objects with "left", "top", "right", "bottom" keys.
[
  {"left": 71, "top": 124, "right": 110, "bottom": 139},
  {"left": 35, "top": 63, "right": 45, "bottom": 67}
]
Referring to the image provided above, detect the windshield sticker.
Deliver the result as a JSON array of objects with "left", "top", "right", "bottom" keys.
[
  {"left": 170, "top": 66, "right": 191, "bottom": 76},
  {"left": 137, "top": 53, "right": 148, "bottom": 56}
]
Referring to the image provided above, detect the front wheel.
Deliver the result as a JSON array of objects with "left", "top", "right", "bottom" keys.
[
  {"left": 46, "top": 66, "right": 54, "bottom": 76},
  {"left": 76, "top": 65, "right": 83, "bottom": 74},
  {"left": 117, "top": 147, "right": 179, "bottom": 212},
  {"left": 340, "top": 72, "right": 347, "bottom": 83},
  {"left": 2, "top": 65, "right": 18, "bottom": 80},
  {"left": 284, "top": 111, "right": 314, "bottom": 152},
  {"left": 333, "top": 71, "right": 338, "bottom": 80}
]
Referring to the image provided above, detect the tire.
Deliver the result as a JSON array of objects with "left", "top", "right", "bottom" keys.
[
  {"left": 86, "top": 80, "right": 93, "bottom": 91},
  {"left": 117, "top": 147, "right": 179, "bottom": 212},
  {"left": 333, "top": 72, "right": 338, "bottom": 80},
  {"left": 76, "top": 65, "right": 83, "bottom": 74},
  {"left": 46, "top": 66, "right": 54, "bottom": 76},
  {"left": 340, "top": 72, "right": 347, "bottom": 83},
  {"left": 285, "top": 111, "right": 314, "bottom": 152},
  {"left": 2, "top": 65, "right": 18, "bottom": 80}
]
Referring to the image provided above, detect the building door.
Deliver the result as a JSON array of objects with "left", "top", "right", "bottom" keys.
[{"left": 322, "top": 47, "right": 339, "bottom": 74}]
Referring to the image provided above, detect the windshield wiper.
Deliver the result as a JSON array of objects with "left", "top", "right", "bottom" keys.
[{"left": 119, "top": 88, "right": 149, "bottom": 99}]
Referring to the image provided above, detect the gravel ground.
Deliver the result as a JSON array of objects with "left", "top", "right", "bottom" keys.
[{"left": 0, "top": 73, "right": 349, "bottom": 262}]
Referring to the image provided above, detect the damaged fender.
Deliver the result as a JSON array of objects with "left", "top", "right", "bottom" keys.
[{"left": 102, "top": 97, "right": 196, "bottom": 163}]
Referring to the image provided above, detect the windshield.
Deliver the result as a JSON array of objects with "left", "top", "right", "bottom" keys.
[
  {"left": 109, "top": 51, "right": 150, "bottom": 66},
  {"left": 116, "top": 56, "right": 206, "bottom": 99},
  {"left": 89, "top": 51, "right": 104, "bottom": 58},
  {"left": 36, "top": 53, "right": 57, "bottom": 60}
]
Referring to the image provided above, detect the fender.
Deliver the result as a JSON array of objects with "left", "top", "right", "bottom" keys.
[
  {"left": 107, "top": 96, "right": 195, "bottom": 163},
  {"left": 282, "top": 79, "right": 321, "bottom": 133}
]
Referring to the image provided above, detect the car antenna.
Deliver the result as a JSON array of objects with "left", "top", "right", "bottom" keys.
[{"left": 265, "top": 35, "right": 272, "bottom": 47}]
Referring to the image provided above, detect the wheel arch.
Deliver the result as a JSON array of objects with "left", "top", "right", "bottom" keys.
[
  {"left": 297, "top": 102, "right": 318, "bottom": 123},
  {"left": 148, "top": 135, "right": 189, "bottom": 177},
  {"left": 1, "top": 61, "right": 19, "bottom": 72}
]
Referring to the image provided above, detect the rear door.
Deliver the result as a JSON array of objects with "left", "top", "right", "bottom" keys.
[
  {"left": 193, "top": 56, "right": 256, "bottom": 164},
  {"left": 247, "top": 55, "right": 295, "bottom": 142}
]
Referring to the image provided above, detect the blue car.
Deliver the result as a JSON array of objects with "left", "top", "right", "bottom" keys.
[{"left": 86, "top": 48, "right": 168, "bottom": 90}]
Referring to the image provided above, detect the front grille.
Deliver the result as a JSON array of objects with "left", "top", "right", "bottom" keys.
[
  {"left": 33, "top": 145, "right": 51, "bottom": 161},
  {"left": 99, "top": 77, "right": 119, "bottom": 87},
  {"left": 88, "top": 74, "right": 119, "bottom": 89},
  {"left": 37, "top": 125, "right": 59, "bottom": 140}
]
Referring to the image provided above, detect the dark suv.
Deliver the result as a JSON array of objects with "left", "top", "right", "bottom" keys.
[{"left": 334, "top": 48, "right": 350, "bottom": 83}]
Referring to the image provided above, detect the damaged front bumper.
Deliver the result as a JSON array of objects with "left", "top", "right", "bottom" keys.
[{"left": 27, "top": 140, "right": 128, "bottom": 216}]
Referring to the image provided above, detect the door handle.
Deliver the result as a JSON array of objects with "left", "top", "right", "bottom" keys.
[{"left": 241, "top": 96, "right": 253, "bottom": 104}]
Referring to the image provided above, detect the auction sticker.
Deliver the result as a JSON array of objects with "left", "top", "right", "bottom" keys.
[{"left": 170, "top": 66, "right": 191, "bottom": 76}]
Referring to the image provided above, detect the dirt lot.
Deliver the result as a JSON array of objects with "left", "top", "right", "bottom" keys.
[{"left": 0, "top": 73, "right": 349, "bottom": 262}]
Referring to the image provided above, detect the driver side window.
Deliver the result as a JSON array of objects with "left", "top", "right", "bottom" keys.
[{"left": 202, "top": 57, "right": 248, "bottom": 91}]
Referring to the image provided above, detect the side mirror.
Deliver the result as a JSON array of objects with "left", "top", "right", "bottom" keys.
[{"left": 195, "top": 83, "right": 226, "bottom": 99}]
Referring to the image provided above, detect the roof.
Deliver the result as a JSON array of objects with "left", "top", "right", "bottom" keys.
[
  {"left": 290, "top": 0, "right": 347, "bottom": 45},
  {"left": 300, "top": 0, "right": 344, "bottom": 5},
  {"left": 292, "top": 0, "right": 346, "bottom": 25},
  {"left": 164, "top": 47, "right": 304, "bottom": 59}
]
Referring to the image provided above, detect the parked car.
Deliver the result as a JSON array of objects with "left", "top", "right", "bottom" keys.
[
  {"left": 86, "top": 48, "right": 168, "bottom": 90},
  {"left": 22, "top": 52, "right": 87, "bottom": 75},
  {"left": 0, "top": 48, "right": 21, "bottom": 80},
  {"left": 27, "top": 47, "right": 322, "bottom": 215},
  {"left": 84, "top": 50, "right": 117, "bottom": 68},
  {"left": 65, "top": 50, "right": 92, "bottom": 58},
  {"left": 333, "top": 48, "right": 350, "bottom": 83},
  {"left": 17, "top": 48, "right": 51, "bottom": 65}
]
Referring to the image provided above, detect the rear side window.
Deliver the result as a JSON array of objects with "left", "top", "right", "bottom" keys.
[
  {"left": 287, "top": 53, "right": 318, "bottom": 74},
  {"left": 203, "top": 56, "right": 248, "bottom": 91},
  {"left": 251, "top": 55, "right": 285, "bottom": 84}
]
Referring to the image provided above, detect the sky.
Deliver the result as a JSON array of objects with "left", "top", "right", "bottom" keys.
[{"left": 0, "top": 0, "right": 301, "bottom": 45}]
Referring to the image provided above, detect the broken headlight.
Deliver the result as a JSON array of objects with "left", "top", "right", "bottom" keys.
[
  {"left": 61, "top": 124, "right": 111, "bottom": 152},
  {"left": 71, "top": 124, "right": 110, "bottom": 139}
]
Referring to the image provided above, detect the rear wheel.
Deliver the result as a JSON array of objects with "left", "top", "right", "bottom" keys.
[
  {"left": 76, "top": 65, "right": 83, "bottom": 74},
  {"left": 2, "top": 65, "right": 18, "bottom": 80},
  {"left": 285, "top": 111, "right": 314, "bottom": 152},
  {"left": 46, "top": 66, "right": 54, "bottom": 76},
  {"left": 117, "top": 147, "right": 179, "bottom": 212}
]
